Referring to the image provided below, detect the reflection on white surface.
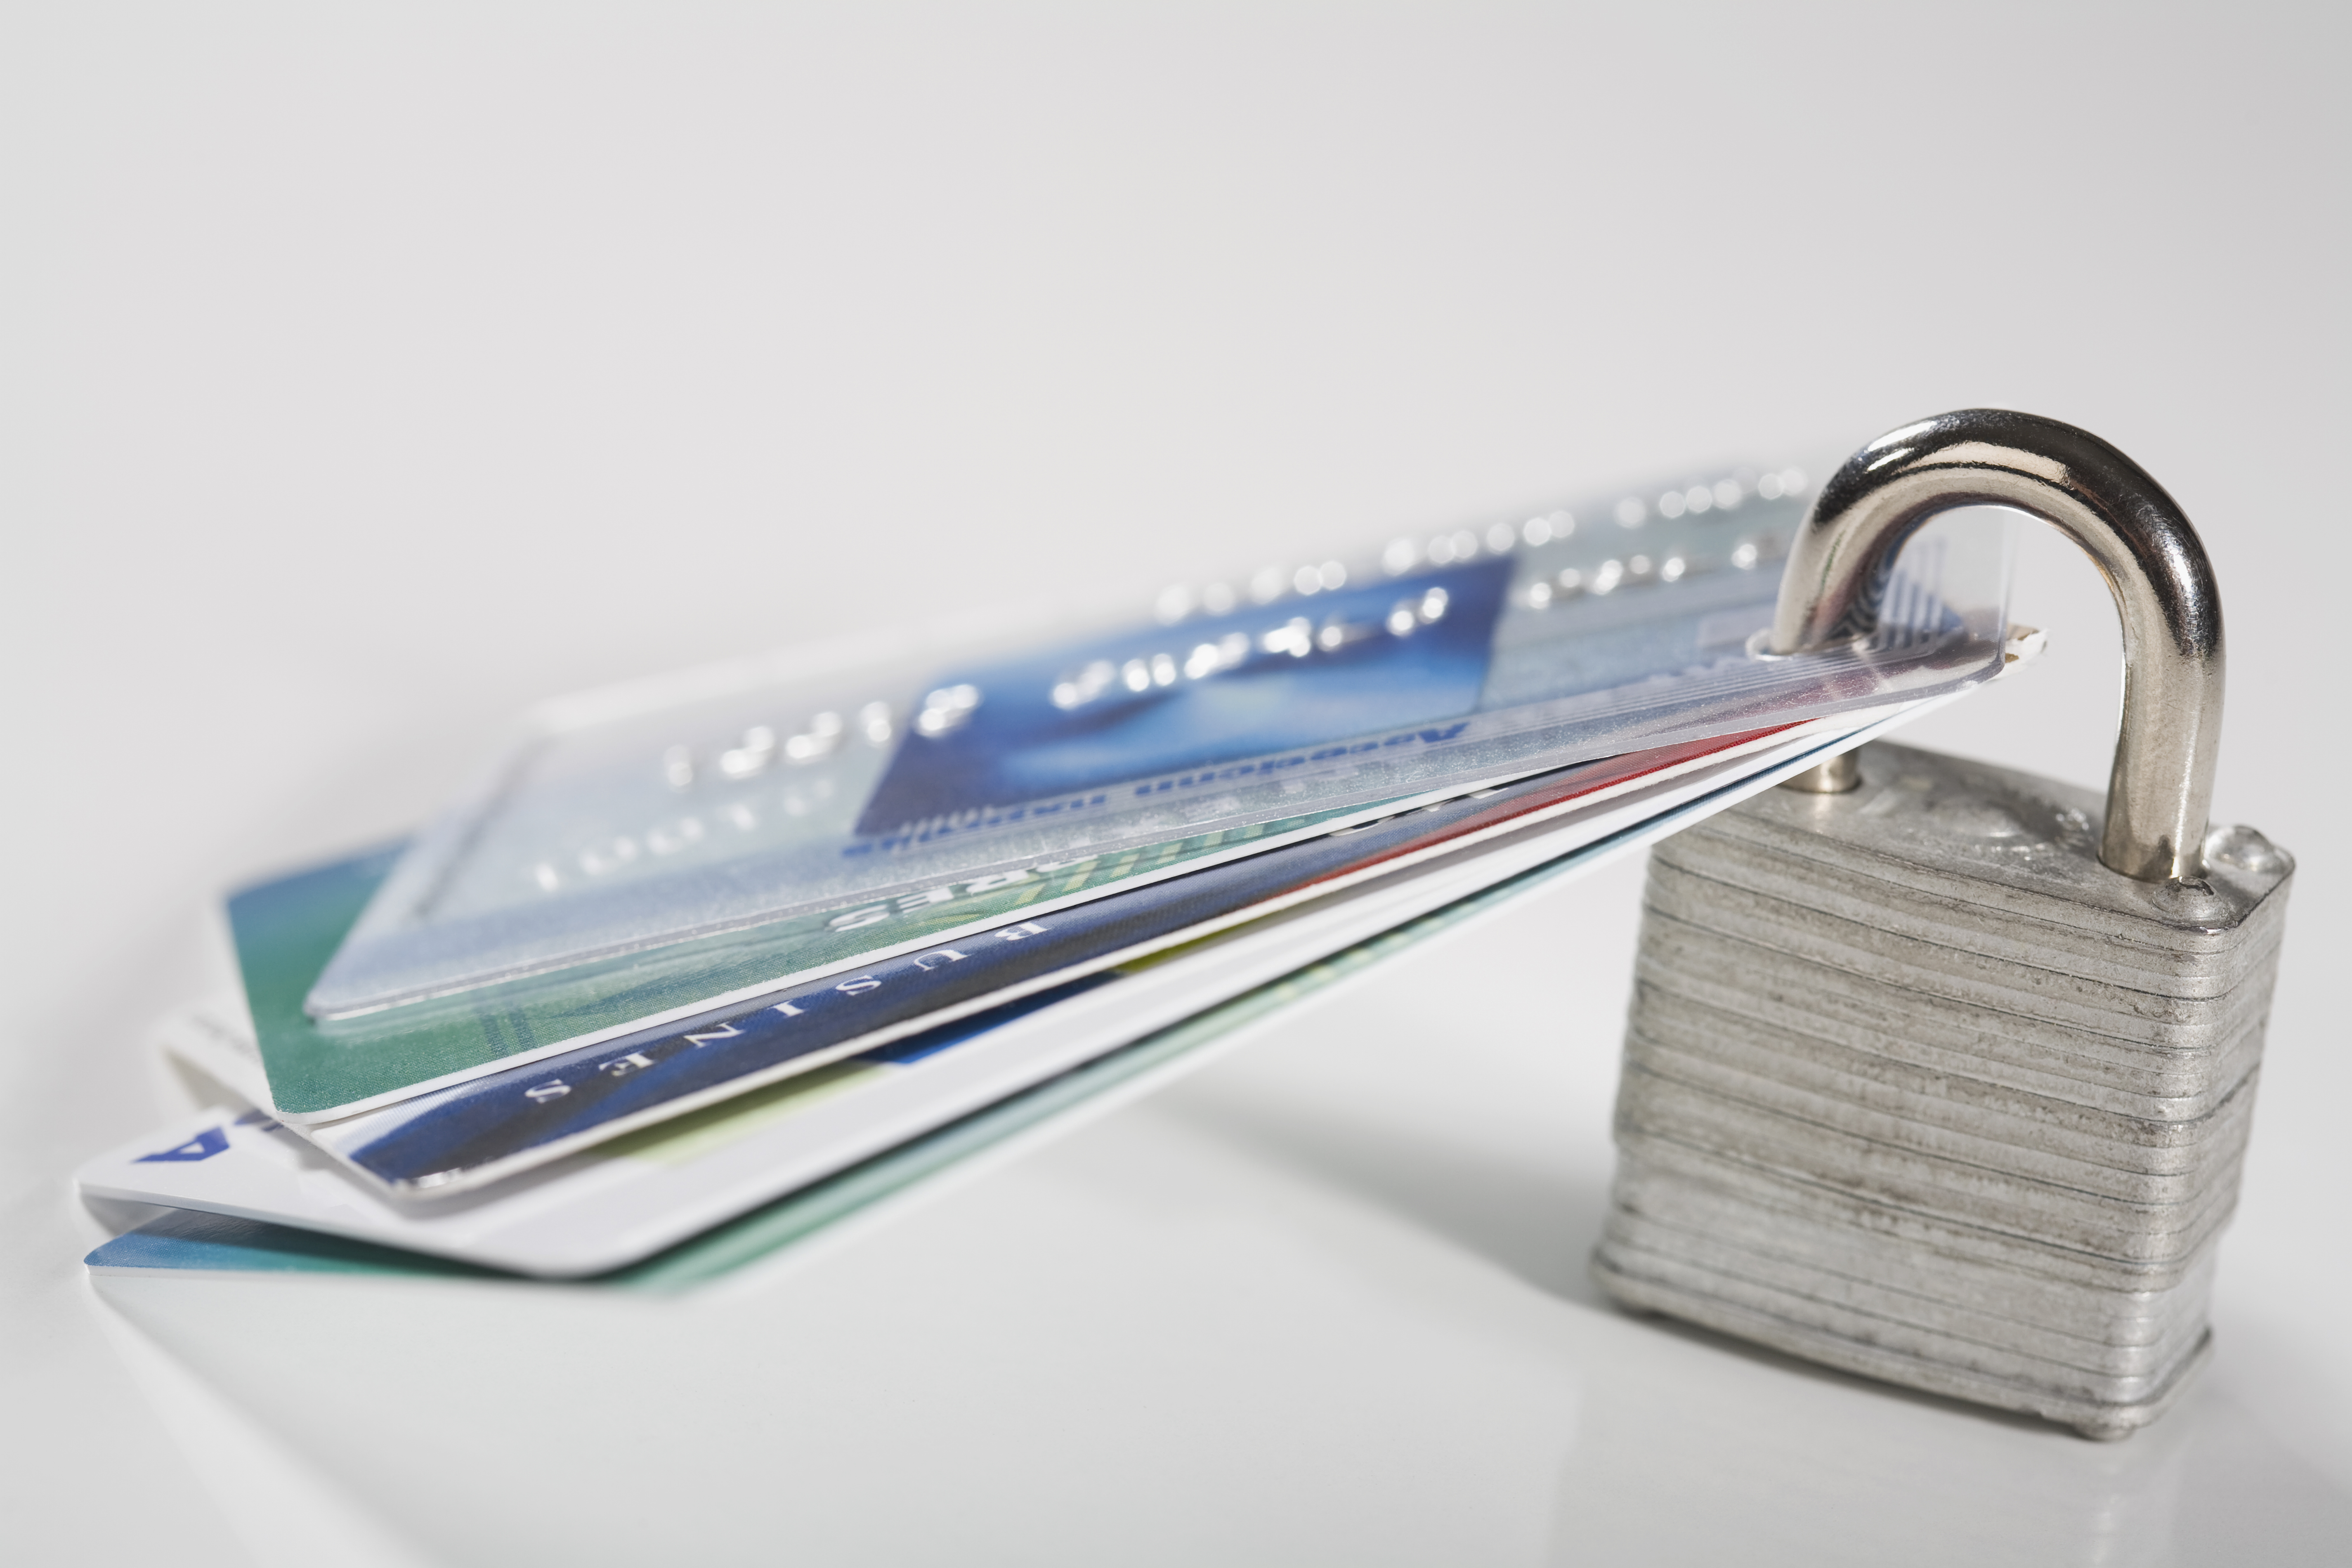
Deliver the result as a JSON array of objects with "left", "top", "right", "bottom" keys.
[
  {"left": 92, "top": 1290, "right": 437, "bottom": 1568},
  {"left": 91, "top": 857, "right": 2352, "bottom": 1566}
]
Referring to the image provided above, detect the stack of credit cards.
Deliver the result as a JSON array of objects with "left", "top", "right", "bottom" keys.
[{"left": 80, "top": 462, "right": 2019, "bottom": 1280}]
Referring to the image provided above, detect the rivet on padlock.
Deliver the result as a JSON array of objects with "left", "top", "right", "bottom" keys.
[{"left": 1592, "top": 409, "right": 2295, "bottom": 1440}]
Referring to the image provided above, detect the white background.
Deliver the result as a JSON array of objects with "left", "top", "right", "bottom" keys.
[{"left": 4, "top": 5, "right": 2346, "bottom": 1563}]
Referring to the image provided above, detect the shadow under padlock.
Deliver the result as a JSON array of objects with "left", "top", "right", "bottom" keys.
[{"left": 1592, "top": 409, "right": 2295, "bottom": 1440}]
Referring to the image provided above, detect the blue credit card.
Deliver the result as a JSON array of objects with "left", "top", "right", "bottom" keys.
[{"left": 303, "top": 471, "right": 2008, "bottom": 1023}]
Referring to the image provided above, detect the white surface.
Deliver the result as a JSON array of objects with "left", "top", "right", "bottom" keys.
[{"left": 3, "top": 5, "right": 2346, "bottom": 1563}]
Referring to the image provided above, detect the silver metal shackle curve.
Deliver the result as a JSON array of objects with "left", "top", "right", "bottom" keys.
[{"left": 1771, "top": 409, "right": 2224, "bottom": 883}]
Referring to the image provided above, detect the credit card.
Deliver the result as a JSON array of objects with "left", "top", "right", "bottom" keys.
[
  {"left": 93, "top": 707, "right": 1932, "bottom": 1278},
  {"left": 307, "top": 482, "right": 2010, "bottom": 1020}
]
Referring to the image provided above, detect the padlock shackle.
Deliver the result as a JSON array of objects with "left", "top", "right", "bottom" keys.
[{"left": 1771, "top": 409, "right": 2224, "bottom": 883}]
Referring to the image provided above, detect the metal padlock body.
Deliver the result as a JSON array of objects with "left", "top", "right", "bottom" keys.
[
  {"left": 1596, "top": 741, "right": 2292, "bottom": 1432},
  {"left": 1592, "top": 411, "right": 2296, "bottom": 1440}
]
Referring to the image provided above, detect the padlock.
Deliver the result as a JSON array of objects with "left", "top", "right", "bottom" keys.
[{"left": 1591, "top": 409, "right": 2295, "bottom": 1440}]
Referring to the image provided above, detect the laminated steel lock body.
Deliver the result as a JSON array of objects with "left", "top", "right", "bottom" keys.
[{"left": 1593, "top": 411, "right": 2294, "bottom": 1440}]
